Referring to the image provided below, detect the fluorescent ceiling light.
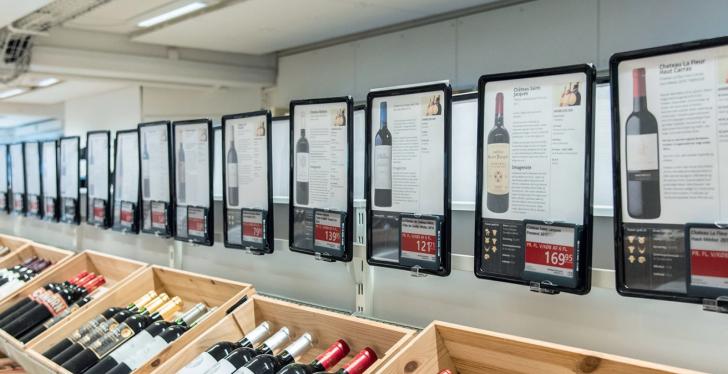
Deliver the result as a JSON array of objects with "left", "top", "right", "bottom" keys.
[
  {"left": 137, "top": 2, "right": 207, "bottom": 28},
  {"left": 0, "top": 88, "right": 27, "bottom": 99},
  {"left": 36, "top": 77, "right": 60, "bottom": 87}
]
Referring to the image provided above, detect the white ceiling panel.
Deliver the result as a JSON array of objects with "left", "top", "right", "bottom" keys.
[
  {"left": 0, "top": 0, "right": 53, "bottom": 29},
  {"left": 64, "top": 0, "right": 177, "bottom": 34},
  {"left": 5, "top": 80, "right": 129, "bottom": 104},
  {"left": 132, "top": 0, "right": 497, "bottom": 54}
]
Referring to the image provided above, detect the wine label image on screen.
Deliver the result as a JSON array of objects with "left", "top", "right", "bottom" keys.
[
  {"left": 479, "top": 72, "right": 588, "bottom": 283},
  {"left": 292, "top": 101, "right": 348, "bottom": 254},
  {"left": 616, "top": 44, "right": 728, "bottom": 295},
  {"left": 369, "top": 90, "right": 446, "bottom": 265}
]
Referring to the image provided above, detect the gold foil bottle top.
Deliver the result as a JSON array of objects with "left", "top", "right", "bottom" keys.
[
  {"left": 157, "top": 296, "right": 183, "bottom": 321},
  {"left": 144, "top": 293, "right": 170, "bottom": 313},
  {"left": 131, "top": 290, "right": 158, "bottom": 309}
]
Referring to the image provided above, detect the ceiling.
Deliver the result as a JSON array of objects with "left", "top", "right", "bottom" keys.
[
  {"left": 0, "top": 0, "right": 53, "bottom": 28},
  {"left": 66, "top": 0, "right": 498, "bottom": 54},
  {"left": 4, "top": 80, "right": 129, "bottom": 104}
]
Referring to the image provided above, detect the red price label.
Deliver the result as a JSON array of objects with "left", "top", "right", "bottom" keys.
[
  {"left": 524, "top": 224, "right": 575, "bottom": 278},
  {"left": 13, "top": 195, "right": 22, "bottom": 211},
  {"left": 151, "top": 202, "right": 166, "bottom": 228},
  {"left": 188, "top": 215, "right": 205, "bottom": 236},
  {"left": 29, "top": 197, "right": 39, "bottom": 214},
  {"left": 120, "top": 204, "right": 133, "bottom": 225},
  {"left": 689, "top": 227, "right": 728, "bottom": 289},
  {"left": 400, "top": 217, "right": 438, "bottom": 262},
  {"left": 242, "top": 210, "right": 265, "bottom": 244},
  {"left": 44, "top": 198, "right": 54, "bottom": 216},
  {"left": 93, "top": 200, "right": 105, "bottom": 222},
  {"left": 314, "top": 211, "right": 343, "bottom": 251}
]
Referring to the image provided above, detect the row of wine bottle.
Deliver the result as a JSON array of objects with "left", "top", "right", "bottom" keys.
[
  {"left": 177, "top": 322, "right": 378, "bottom": 374},
  {"left": 0, "top": 270, "right": 106, "bottom": 343},
  {"left": 41, "top": 290, "right": 214, "bottom": 374},
  {"left": 0, "top": 256, "right": 54, "bottom": 300}
]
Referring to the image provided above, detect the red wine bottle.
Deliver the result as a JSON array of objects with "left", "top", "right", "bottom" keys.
[
  {"left": 3, "top": 275, "right": 105, "bottom": 338},
  {"left": 486, "top": 92, "right": 509, "bottom": 213},
  {"left": 227, "top": 126, "right": 239, "bottom": 206},
  {"left": 203, "top": 327, "right": 291, "bottom": 374},
  {"left": 374, "top": 101, "right": 392, "bottom": 208},
  {"left": 625, "top": 67, "right": 661, "bottom": 219},
  {"left": 0, "top": 271, "right": 89, "bottom": 324},
  {"left": 19, "top": 295, "right": 93, "bottom": 343},
  {"left": 50, "top": 292, "right": 167, "bottom": 365},
  {"left": 278, "top": 339, "right": 350, "bottom": 374},
  {"left": 43, "top": 290, "right": 157, "bottom": 359},
  {"left": 61, "top": 297, "right": 180, "bottom": 373},
  {"left": 176, "top": 321, "right": 273, "bottom": 373},
  {"left": 313, "top": 347, "right": 378, "bottom": 374},
  {"left": 237, "top": 333, "right": 313, "bottom": 374},
  {"left": 295, "top": 127, "right": 309, "bottom": 205}
]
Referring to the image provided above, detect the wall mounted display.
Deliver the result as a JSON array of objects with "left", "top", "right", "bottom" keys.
[
  {"left": 139, "top": 121, "right": 174, "bottom": 237},
  {"left": 222, "top": 110, "right": 274, "bottom": 253},
  {"left": 41, "top": 140, "right": 59, "bottom": 221},
  {"left": 112, "top": 129, "right": 140, "bottom": 233},
  {"left": 60, "top": 136, "right": 80, "bottom": 224},
  {"left": 24, "top": 142, "right": 42, "bottom": 218},
  {"left": 611, "top": 36, "right": 728, "bottom": 304},
  {"left": 475, "top": 65, "right": 596, "bottom": 294},
  {"left": 86, "top": 131, "right": 111, "bottom": 228},
  {"left": 0, "top": 145, "right": 8, "bottom": 213},
  {"left": 9, "top": 143, "right": 25, "bottom": 215},
  {"left": 289, "top": 97, "right": 354, "bottom": 262},
  {"left": 173, "top": 119, "right": 214, "bottom": 246},
  {"left": 366, "top": 82, "right": 452, "bottom": 276}
]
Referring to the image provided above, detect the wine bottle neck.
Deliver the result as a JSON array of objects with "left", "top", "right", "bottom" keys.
[{"left": 633, "top": 96, "right": 647, "bottom": 112}]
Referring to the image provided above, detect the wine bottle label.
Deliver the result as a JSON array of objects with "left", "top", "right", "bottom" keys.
[
  {"left": 626, "top": 133, "right": 658, "bottom": 172},
  {"left": 374, "top": 145, "right": 392, "bottom": 190},
  {"left": 71, "top": 315, "right": 107, "bottom": 341},
  {"left": 109, "top": 330, "right": 153, "bottom": 363},
  {"left": 178, "top": 352, "right": 218, "bottom": 374},
  {"left": 227, "top": 164, "right": 239, "bottom": 188},
  {"left": 121, "top": 335, "right": 168, "bottom": 370},
  {"left": 38, "top": 291, "right": 70, "bottom": 317},
  {"left": 486, "top": 143, "right": 509, "bottom": 195},
  {"left": 296, "top": 153, "right": 309, "bottom": 182},
  {"left": 207, "top": 359, "right": 237, "bottom": 374},
  {"left": 89, "top": 324, "right": 136, "bottom": 358}
]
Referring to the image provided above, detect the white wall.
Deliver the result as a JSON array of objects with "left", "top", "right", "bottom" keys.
[
  {"left": 141, "top": 86, "right": 264, "bottom": 123},
  {"left": 64, "top": 85, "right": 142, "bottom": 143}
]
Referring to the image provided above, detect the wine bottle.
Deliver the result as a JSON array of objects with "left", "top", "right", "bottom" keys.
[
  {"left": 0, "top": 259, "right": 51, "bottom": 298},
  {"left": 61, "top": 297, "right": 182, "bottom": 373},
  {"left": 19, "top": 294, "right": 94, "bottom": 343},
  {"left": 203, "top": 327, "right": 291, "bottom": 374},
  {"left": 295, "top": 126, "right": 309, "bottom": 205},
  {"left": 104, "top": 305, "right": 215, "bottom": 374},
  {"left": 236, "top": 333, "right": 313, "bottom": 374},
  {"left": 486, "top": 92, "right": 510, "bottom": 213},
  {"left": 142, "top": 133, "right": 150, "bottom": 199},
  {"left": 83, "top": 299, "right": 192, "bottom": 374},
  {"left": 51, "top": 293, "right": 168, "bottom": 365},
  {"left": 176, "top": 321, "right": 273, "bottom": 374},
  {"left": 0, "top": 246, "right": 9, "bottom": 257},
  {"left": 43, "top": 290, "right": 157, "bottom": 359},
  {"left": 277, "top": 339, "right": 350, "bottom": 374},
  {"left": 3, "top": 275, "right": 105, "bottom": 338},
  {"left": 177, "top": 142, "right": 186, "bottom": 203},
  {"left": 227, "top": 126, "right": 239, "bottom": 207},
  {"left": 374, "top": 101, "right": 392, "bottom": 208},
  {"left": 626, "top": 67, "right": 661, "bottom": 219},
  {"left": 313, "top": 347, "right": 378, "bottom": 374}
]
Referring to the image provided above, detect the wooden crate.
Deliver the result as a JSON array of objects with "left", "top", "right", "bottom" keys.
[
  {"left": 0, "top": 234, "right": 32, "bottom": 260},
  {"left": 0, "top": 242, "right": 74, "bottom": 304},
  {"left": 376, "top": 321, "right": 697, "bottom": 374},
  {"left": 155, "top": 295, "right": 414, "bottom": 374},
  {"left": 0, "top": 250, "right": 146, "bottom": 367},
  {"left": 26, "top": 265, "right": 254, "bottom": 374}
]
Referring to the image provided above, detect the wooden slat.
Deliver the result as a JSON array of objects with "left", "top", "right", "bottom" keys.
[{"left": 0, "top": 235, "right": 31, "bottom": 254}]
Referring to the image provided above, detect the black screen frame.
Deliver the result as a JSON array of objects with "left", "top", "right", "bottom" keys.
[
  {"left": 85, "top": 130, "right": 112, "bottom": 228},
  {"left": 59, "top": 136, "right": 81, "bottom": 225},
  {"left": 40, "top": 139, "right": 60, "bottom": 222},
  {"left": 111, "top": 128, "right": 141, "bottom": 234},
  {"left": 138, "top": 121, "right": 175, "bottom": 238},
  {"left": 9, "top": 143, "right": 26, "bottom": 215}
]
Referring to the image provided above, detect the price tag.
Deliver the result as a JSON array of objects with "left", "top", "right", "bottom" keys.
[
  {"left": 28, "top": 195, "right": 39, "bottom": 215},
  {"left": 187, "top": 206, "right": 207, "bottom": 239},
  {"left": 687, "top": 225, "right": 728, "bottom": 294},
  {"left": 62, "top": 198, "right": 76, "bottom": 223},
  {"left": 44, "top": 197, "right": 56, "bottom": 219},
  {"left": 92, "top": 199, "right": 106, "bottom": 225},
  {"left": 313, "top": 210, "right": 345, "bottom": 256},
  {"left": 241, "top": 209, "right": 266, "bottom": 249},
  {"left": 150, "top": 201, "right": 167, "bottom": 230},
  {"left": 120, "top": 201, "right": 135, "bottom": 229},
  {"left": 13, "top": 194, "right": 23, "bottom": 212},
  {"left": 524, "top": 223, "right": 576, "bottom": 279},
  {"left": 399, "top": 215, "right": 442, "bottom": 271},
  {"left": 0, "top": 193, "right": 6, "bottom": 210}
]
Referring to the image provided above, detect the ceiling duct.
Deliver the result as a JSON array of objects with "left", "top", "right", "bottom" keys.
[{"left": 0, "top": 0, "right": 112, "bottom": 84}]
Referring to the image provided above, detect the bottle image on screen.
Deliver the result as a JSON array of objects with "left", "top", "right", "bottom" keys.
[
  {"left": 295, "top": 124, "right": 309, "bottom": 205},
  {"left": 142, "top": 133, "right": 150, "bottom": 199},
  {"left": 177, "top": 142, "right": 186, "bottom": 204},
  {"left": 227, "top": 126, "right": 239, "bottom": 207},
  {"left": 486, "top": 92, "right": 510, "bottom": 213},
  {"left": 88, "top": 143, "right": 95, "bottom": 197},
  {"left": 374, "top": 101, "right": 392, "bottom": 208},
  {"left": 626, "top": 68, "right": 660, "bottom": 219}
]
